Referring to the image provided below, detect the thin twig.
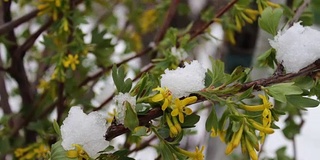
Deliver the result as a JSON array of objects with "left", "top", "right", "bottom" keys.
[
  {"left": 0, "top": 9, "right": 39, "bottom": 34},
  {"left": 288, "top": 0, "right": 311, "bottom": 27},
  {"left": 128, "top": 135, "right": 157, "bottom": 154}
]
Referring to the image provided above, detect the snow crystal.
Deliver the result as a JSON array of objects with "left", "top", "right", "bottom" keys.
[
  {"left": 171, "top": 47, "right": 188, "bottom": 61},
  {"left": 269, "top": 22, "right": 320, "bottom": 73},
  {"left": 113, "top": 93, "right": 136, "bottom": 124},
  {"left": 61, "top": 107, "right": 109, "bottom": 158},
  {"left": 160, "top": 60, "right": 206, "bottom": 98}
]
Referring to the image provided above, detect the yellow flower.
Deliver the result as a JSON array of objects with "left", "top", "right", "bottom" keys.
[
  {"left": 171, "top": 96, "right": 197, "bottom": 123},
  {"left": 14, "top": 143, "right": 49, "bottom": 160},
  {"left": 242, "top": 94, "right": 274, "bottom": 143},
  {"left": 257, "top": 0, "right": 281, "bottom": 14},
  {"left": 63, "top": 54, "right": 80, "bottom": 70},
  {"left": 178, "top": 146, "right": 205, "bottom": 160},
  {"left": 166, "top": 114, "right": 179, "bottom": 137},
  {"left": 151, "top": 87, "right": 172, "bottom": 111},
  {"left": 139, "top": 9, "right": 157, "bottom": 34},
  {"left": 67, "top": 144, "right": 89, "bottom": 160}
]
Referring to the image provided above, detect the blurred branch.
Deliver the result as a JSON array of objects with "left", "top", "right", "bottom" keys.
[
  {"left": 0, "top": 9, "right": 39, "bottom": 35},
  {"left": 154, "top": 0, "right": 180, "bottom": 44},
  {"left": 187, "top": 0, "right": 238, "bottom": 41},
  {"left": 0, "top": 55, "right": 11, "bottom": 114},
  {"left": 105, "top": 59, "right": 320, "bottom": 140},
  {"left": 128, "top": 135, "right": 157, "bottom": 154},
  {"left": 288, "top": 0, "right": 311, "bottom": 27},
  {"left": 17, "top": 19, "right": 53, "bottom": 58}
]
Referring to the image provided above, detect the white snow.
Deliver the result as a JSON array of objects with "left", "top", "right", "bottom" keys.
[
  {"left": 160, "top": 60, "right": 206, "bottom": 98},
  {"left": 269, "top": 22, "right": 320, "bottom": 73},
  {"left": 113, "top": 93, "right": 136, "bottom": 124},
  {"left": 60, "top": 107, "right": 109, "bottom": 158},
  {"left": 171, "top": 47, "right": 188, "bottom": 61}
]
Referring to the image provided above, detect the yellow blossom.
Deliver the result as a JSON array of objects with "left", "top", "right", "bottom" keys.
[
  {"left": 178, "top": 146, "right": 205, "bottom": 160},
  {"left": 67, "top": 144, "right": 89, "bottom": 160},
  {"left": 171, "top": 96, "right": 197, "bottom": 123},
  {"left": 242, "top": 94, "right": 274, "bottom": 143},
  {"left": 139, "top": 9, "right": 157, "bottom": 34},
  {"left": 63, "top": 54, "right": 80, "bottom": 70},
  {"left": 14, "top": 143, "right": 49, "bottom": 160},
  {"left": 166, "top": 114, "right": 179, "bottom": 138},
  {"left": 151, "top": 87, "right": 172, "bottom": 111}
]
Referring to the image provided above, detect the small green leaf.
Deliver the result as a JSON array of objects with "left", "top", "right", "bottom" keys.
[
  {"left": 287, "top": 95, "right": 320, "bottom": 108},
  {"left": 210, "top": 58, "right": 225, "bottom": 86},
  {"left": 205, "top": 108, "right": 219, "bottom": 132},
  {"left": 225, "top": 66, "right": 246, "bottom": 85},
  {"left": 124, "top": 102, "right": 139, "bottom": 131},
  {"left": 257, "top": 48, "right": 276, "bottom": 68},
  {"left": 258, "top": 7, "right": 283, "bottom": 36},
  {"left": 237, "top": 86, "right": 254, "bottom": 101},
  {"left": 181, "top": 113, "right": 200, "bottom": 128},
  {"left": 53, "top": 119, "right": 61, "bottom": 137},
  {"left": 132, "top": 126, "right": 148, "bottom": 136},
  {"left": 159, "top": 141, "right": 176, "bottom": 160},
  {"left": 112, "top": 65, "right": 132, "bottom": 93},
  {"left": 266, "top": 82, "right": 303, "bottom": 102},
  {"left": 51, "top": 140, "right": 75, "bottom": 160}
]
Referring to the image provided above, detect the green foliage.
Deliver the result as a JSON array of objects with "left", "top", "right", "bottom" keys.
[
  {"left": 205, "top": 107, "right": 219, "bottom": 132},
  {"left": 112, "top": 65, "right": 133, "bottom": 93},
  {"left": 265, "top": 82, "right": 303, "bottom": 103},
  {"left": 124, "top": 102, "right": 139, "bottom": 131},
  {"left": 51, "top": 140, "right": 75, "bottom": 160},
  {"left": 258, "top": 7, "right": 283, "bottom": 36}
]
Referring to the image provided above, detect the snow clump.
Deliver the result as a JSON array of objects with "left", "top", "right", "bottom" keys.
[
  {"left": 160, "top": 60, "right": 206, "bottom": 98},
  {"left": 61, "top": 107, "right": 109, "bottom": 158},
  {"left": 269, "top": 22, "right": 320, "bottom": 73},
  {"left": 113, "top": 92, "right": 136, "bottom": 124}
]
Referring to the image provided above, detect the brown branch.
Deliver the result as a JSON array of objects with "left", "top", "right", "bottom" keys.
[
  {"left": 16, "top": 19, "right": 53, "bottom": 58},
  {"left": 0, "top": 9, "right": 39, "bottom": 35},
  {"left": 104, "top": 59, "right": 320, "bottom": 141},
  {"left": 154, "top": 0, "right": 180, "bottom": 44},
  {"left": 128, "top": 135, "right": 157, "bottom": 154},
  {"left": 288, "top": 0, "right": 311, "bottom": 27},
  {"left": 0, "top": 55, "right": 11, "bottom": 114},
  {"left": 187, "top": 0, "right": 238, "bottom": 41},
  {"left": 105, "top": 108, "right": 163, "bottom": 141}
]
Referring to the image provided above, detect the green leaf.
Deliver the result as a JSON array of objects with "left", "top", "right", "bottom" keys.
[
  {"left": 225, "top": 66, "right": 246, "bottom": 85},
  {"left": 257, "top": 48, "right": 276, "bottom": 68},
  {"left": 275, "top": 147, "right": 293, "bottom": 160},
  {"left": 124, "top": 102, "right": 139, "bottom": 131},
  {"left": 266, "top": 82, "right": 303, "bottom": 102},
  {"left": 112, "top": 65, "right": 132, "bottom": 93},
  {"left": 237, "top": 86, "right": 253, "bottom": 101},
  {"left": 258, "top": 7, "right": 283, "bottom": 36},
  {"left": 53, "top": 119, "right": 61, "bottom": 137},
  {"left": 205, "top": 108, "right": 219, "bottom": 132},
  {"left": 210, "top": 58, "right": 226, "bottom": 86},
  {"left": 181, "top": 113, "right": 200, "bottom": 128},
  {"left": 159, "top": 141, "right": 176, "bottom": 160},
  {"left": 132, "top": 126, "right": 148, "bottom": 136},
  {"left": 287, "top": 95, "right": 319, "bottom": 108},
  {"left": 51, "top": 140, "right": 75, "bottom": 160}
]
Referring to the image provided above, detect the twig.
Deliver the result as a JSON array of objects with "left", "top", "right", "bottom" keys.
[
  {"left": 16, "top": 19, "right": 53, "bottom": 58},
  {"left": 288, "top": 0, "right": 311, "bottom": 27},
  {"left": 187, "top": 0, "right": 238, "bottom": 41},
  {"left": 0, "top": 9, "right": 39, "bottom": 34},
  {"left": 0, "top": 55, "right": 11, "bottom": 114},
  {"left": 104, "top": 59, "right": 320, "bottom": 140},
  {"left": 154, "top": 0, "right": 180, "bottom": 44},
  {"left": 128, "top": 135, "right": 157, "bottom": 154}
]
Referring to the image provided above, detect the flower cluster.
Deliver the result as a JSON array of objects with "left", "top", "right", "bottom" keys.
[{"left": 14, "top": 143, "right": 49, "bottom": 160}]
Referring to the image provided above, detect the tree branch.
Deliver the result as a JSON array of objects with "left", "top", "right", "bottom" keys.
[
  {"left": 104, "top": 59, "right": 320, "bottom": 141},
  {"left": 288, "top": 0, "right": 311, "bottom": 27},
  {"left": 0, "top": 9, "right": 39, "bottom": 35}
]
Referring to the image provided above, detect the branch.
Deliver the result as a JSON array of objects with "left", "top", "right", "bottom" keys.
[
  {"left": 154, "top": 0, "right": 180, "bottom": 44},
  {"left": 0, "top": 55, "right": 11, "bottom": 114},
  {"left": 0, "top": 9, "right": 39, "bottom": 35},
  {"left": 187, "top": 0, "right": 238, "bottom": 41},
  {"left": 104, "top": 59, "right": 320, "bottom": 141},
  {"left": 16, "top": 19, "right": 53, "bottom": 58},
  {"left": 288, "top": 0, "right": 311, "bottom": 27}
]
